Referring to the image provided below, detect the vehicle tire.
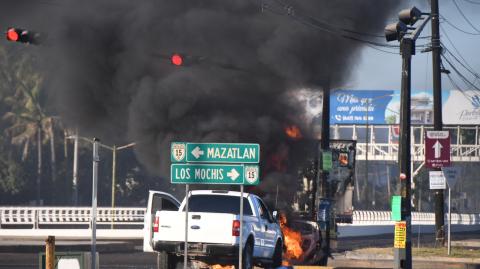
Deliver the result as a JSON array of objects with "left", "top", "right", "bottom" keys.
[
  {"left": 242, "top": 241, "right": 254, "bottom": 269},
  {"left": 157, "top": 251, "right": 178, "bottom": 269},
  {"left": 271, "top": 240, "right": 283, "bottom": 268}
]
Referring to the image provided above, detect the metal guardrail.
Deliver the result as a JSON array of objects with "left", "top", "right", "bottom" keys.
[
  {"left": 338, "top": 211, "right": 480, "bottom": 237},
  {"left": 1, "top": 207, "right": 479, "bottom": 239},
  {"left": 0, "top": 207, "right": 145, "bottom": 229},
  {"left": 352, "top": 211, "right": 480, "bottom": 226},
  {"left": 2, "top": 207, "right": 480, "bottom": 228}
]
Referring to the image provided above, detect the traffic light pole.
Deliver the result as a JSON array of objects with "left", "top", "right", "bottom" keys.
[
  {"left": 394, "top": 37, "right": 413, "bottom": 269},
  {"left": 431, "top": 0, "right": 445, "bottom": 246},
  {"left": 317, "top": 85, "right": 331, "bottom": 266}
]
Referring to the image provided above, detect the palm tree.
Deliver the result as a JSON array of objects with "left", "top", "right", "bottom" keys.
[
  {"left": 1, "top": 48, "right": 52, "bottom": 205},
  {"left": 3, "top": 81, "right": 47, "bottom": 205}
]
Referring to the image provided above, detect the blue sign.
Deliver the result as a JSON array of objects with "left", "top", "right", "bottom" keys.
[{"left": 330, "top": 90, "right": 395, "bottom": 124}]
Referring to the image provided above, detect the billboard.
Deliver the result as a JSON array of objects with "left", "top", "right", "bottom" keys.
[
  {"left": 443, "top": 90, "right": 480, "bottom": 124},
  {"left": 330, "top": 90, "right": 394, "bottom": 124},
  {"left": 329, "top": 89, "right": 480, "bottom": 125}
]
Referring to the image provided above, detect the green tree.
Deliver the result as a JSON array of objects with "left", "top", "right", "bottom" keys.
[{"left": 0, "top": 46, "right": 57, "bottom": 204}]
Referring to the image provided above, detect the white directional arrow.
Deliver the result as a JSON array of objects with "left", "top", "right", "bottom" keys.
[
  {"left": 227, "top": 168, "right": 240, "bottom": 181},
  {"left": 433, "top": 140, "right": 443, "bottom": 159},
  {"left": 191, "top": 146, "right": 204, "bottom": 159}
]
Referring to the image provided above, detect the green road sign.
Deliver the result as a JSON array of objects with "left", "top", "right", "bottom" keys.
[
  {"left": 171, "top": 164, "right": 260, "bottom": 185},
  {"left": 322, "top": 151, "right": 332, "bottom": 171},
  {"left": 391, "top": 195, "right": 402, "bottom": 221},
  {"left": 170, "top": 142, "right": 260, "bottom": 163}
]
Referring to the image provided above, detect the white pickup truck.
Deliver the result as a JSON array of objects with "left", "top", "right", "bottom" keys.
[{"left": 143, "top": 190, "right": 283, "bottom": 269}]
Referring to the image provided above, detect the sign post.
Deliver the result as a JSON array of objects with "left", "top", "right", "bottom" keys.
[
  {"left": 184, "top": 185, "right": 189, "bottom": 268},
  {"left": 239, "top": 184, "right": 244, "bottom": 269},
  {"left": 170, "top": 142, "right": 260, "bottom": 269},
  {"left": 442, "top": 167, "right": 460, "bottom": 255}
]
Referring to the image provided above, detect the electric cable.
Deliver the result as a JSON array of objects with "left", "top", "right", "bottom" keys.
[
  {"left": 462, "top": 0, "right": 480, "bottom": 6},
  {"left": 440, "top": 24, "right": 478, "bottom": 73},
  {"left": 263, "top": 0, "right": 406, "bottom": 51},
  {"left": 441, "top": 16, "right": 480, "bottom": 35},
  {"left": 452, "top": 0, "right": 480, "bottom": 33},
  {"left": 442, "top": 54, "right": 480, "bottom": 93},
  {"left": 443, "top": 46, "right": 480, "bottom": 80}
]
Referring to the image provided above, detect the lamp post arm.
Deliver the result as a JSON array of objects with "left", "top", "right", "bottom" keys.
[
  {"left": 117, "top": 142, "right": 137, "bottom": 150},
  {"left": 409, "top": 15, "right": 431, "bottom": 41}
]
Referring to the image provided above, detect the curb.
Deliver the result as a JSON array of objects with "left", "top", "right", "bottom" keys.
[{"left": 343, "top": 251, "right": 480, "bottom": 264}]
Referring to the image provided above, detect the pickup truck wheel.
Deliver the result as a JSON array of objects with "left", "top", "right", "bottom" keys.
[
  {"left": 271, "top": 241, "right": 283, "bottom": 268},
  {"left": 242, "top": 242, "right": 253, "bottom": 269},
  {"left": 157, "top": 251, "right": 177, "bottom": 269}
]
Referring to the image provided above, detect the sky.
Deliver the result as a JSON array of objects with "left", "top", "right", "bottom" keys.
[{"left": 351, "top": 0, "right": 480, "bottom": 93}]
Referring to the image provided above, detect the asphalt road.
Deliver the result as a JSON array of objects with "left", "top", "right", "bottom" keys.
[
  {"left": 0, "top": 252, "right": 158, "bottom": 269},
  {"left": 0, "top": 252, "right": 368, "bottom": 269}
]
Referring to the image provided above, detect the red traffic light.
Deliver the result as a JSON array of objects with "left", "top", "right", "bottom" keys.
[
  {"left": 6, "top": 28, "right": 19, "bottom": 41},
  {"left": 5, "top": 27, "right": 41, "bottom": 44},
  {"left": 171, "top": 54, "right": 183, "bottom": 66},
  {"left": 339, "top": 152, "right": 349, "bottom": 167}
]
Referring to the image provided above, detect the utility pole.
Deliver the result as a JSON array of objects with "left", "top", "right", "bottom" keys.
[
  {"left": 111, "top": 145, "right": 117, "bottom": 229},
  {"left": 73, "top": 133, "right": 79, "bottom": 205},
  {"left": 317, "top": 84, "right": 331, "bottom": 266},
  {"left": 37, "top": 127, "right": 42, "bottom": 205},
  {"left": 110, "top": 142, "right": 135, "bottom": 228},
  {"left": 431, "top": 0, "right": 445, "bottom": 246},
  {"left": 385, "top": 8, "right": 431, "bottom": 268},
  {"left": 91, "top": 138, "right": 99, "bottom": 269},
  {"left": 394, "top": 37, "right": 414, "bottom": 269}
]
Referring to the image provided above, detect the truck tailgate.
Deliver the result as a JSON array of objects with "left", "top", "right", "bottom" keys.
[{"left": 154, "top": 211, "right": 237, "bottom": 245}]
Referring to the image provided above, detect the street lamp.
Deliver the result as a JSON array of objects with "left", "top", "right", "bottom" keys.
[
  {"left": 384, "top": 6, "right": 431, "bottom": 269},
  {"left": 66, "top": 135, "right": 136, "bottom": 218}
]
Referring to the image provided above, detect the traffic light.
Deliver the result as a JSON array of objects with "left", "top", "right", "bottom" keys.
[
  {"left": 171, "top": 53, "right": 184, "bottom": 66},
  {"left": 5, "top": 27, "right": 41, "bottom": 45},
  {"left": 168, "top": 53, "right": 205, "bottom": 67},
  {"left": 338, "top": 152, "right": 349, "bottom": 167}
]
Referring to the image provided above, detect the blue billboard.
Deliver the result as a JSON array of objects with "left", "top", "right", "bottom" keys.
[{"left": 330, "top": 90, "right": 395, "bottom": 124}]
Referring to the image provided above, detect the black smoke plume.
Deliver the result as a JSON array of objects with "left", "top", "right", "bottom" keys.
[{"left": 1, "top": 0, "right": 400, "bottom": 196}]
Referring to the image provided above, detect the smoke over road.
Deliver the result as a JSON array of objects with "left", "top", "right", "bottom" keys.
[{"left": 1, "top": 0, "right": 399, "bottom": 192}]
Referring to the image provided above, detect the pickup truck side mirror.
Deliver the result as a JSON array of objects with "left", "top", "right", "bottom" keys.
[{"left": 272, "top": 210, "right": 278, "bottom": 221}]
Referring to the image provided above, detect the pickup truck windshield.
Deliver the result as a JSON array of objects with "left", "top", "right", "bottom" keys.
[{"left": 184, "top": 195, "right": 253, "bottom": 216}]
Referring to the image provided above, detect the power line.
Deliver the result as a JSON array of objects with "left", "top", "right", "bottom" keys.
[
  {"left": 262, "top": 0, "right": 404, "bottom": 52},
  {"left": 445, "top": 73, "right": 476, "bottom": 104},
  {"left": 443, "top": 59, "right": 478, "bottom": 104},
  {"left": 440, "top": 24, "right": 478, "bottom": 73},
  {"left": 452, "top": 0, "right": 480, "bottom": 33},
  {"left": 442, "top": 54, "right": 480, "bottom": 93},
  {"left": 462, "top": 0, "right": 480, "bottom": 5},
  {"left": 443, "top": 46, "right": 480, "bottom": 80},
  {"left": 441, "top": 16, "right": 480, "bottom": 35}
]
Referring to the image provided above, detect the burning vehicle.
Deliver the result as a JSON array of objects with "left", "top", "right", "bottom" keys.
[
  {"left": 279, "top": 214, "right": 323, "bottom": 266},
  {"left": 256, "top": 119, "right": 356, "bottom": 266}
]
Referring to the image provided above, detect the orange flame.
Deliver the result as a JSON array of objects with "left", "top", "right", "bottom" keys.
[
  {"left": 285, "top": 125, "right": 302, "bottom": 140},
  {"left": 211, "top": 265, "right": 234, "bottom": 269},
  {"left": 279, "top": 213, "right": 303, "bottom": 265}
]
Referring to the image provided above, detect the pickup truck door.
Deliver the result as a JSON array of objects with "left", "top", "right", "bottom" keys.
[
  {"left": 255, "top": 198, "right": 278, "bottom": 258},
  {"left": 143, "top": 191, "right": 180, "bottom": 252}
]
